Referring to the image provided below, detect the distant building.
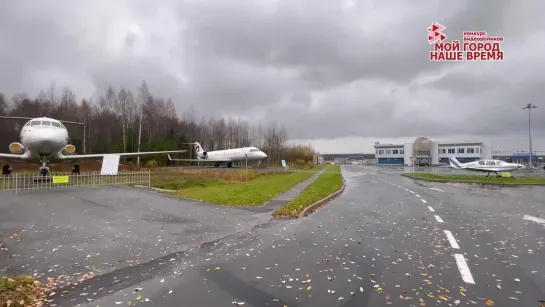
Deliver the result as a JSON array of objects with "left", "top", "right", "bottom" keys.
[
  {"left": 373, "top": 137, "right": 491, "bottom": 166},
  {"left": 492, "top": 150, "right": 545, "bottom": 165}
]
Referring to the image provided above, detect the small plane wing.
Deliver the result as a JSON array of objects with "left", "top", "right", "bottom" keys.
[
  {"left": 58, "top": 150, "right": 187, "bottom": 161},
  {"left": 0, "top": 153, "right": 30, "bottom": 163}
]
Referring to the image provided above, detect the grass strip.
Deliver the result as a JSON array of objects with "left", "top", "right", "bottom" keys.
[
  {"left": 175, "top": 171, "right": 315, "bottom": 206},
  {"left": 273, "top": 164, "right": 344, "bottom": 218},
  {"left": 403, "top": 173, "right": 545, "bottom": 185}
]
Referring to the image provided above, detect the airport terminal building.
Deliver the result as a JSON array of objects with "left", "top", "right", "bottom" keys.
[{"left": 373, "top": 137, "right": 492, "bottom": 166}]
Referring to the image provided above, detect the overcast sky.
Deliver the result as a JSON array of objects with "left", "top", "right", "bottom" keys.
[{"left": 1, "top": 0, "right": 544, "bottom": 153}]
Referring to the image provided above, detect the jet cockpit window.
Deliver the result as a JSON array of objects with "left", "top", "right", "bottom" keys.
[
  {"left": 478, "top": 160, "right": 485, "bottom": 165},
  {"left": 486, "top": 160, "right": 496, "bottom": 165},
  {"left": 42, "top": 120, "right": 51, "bottom": 126},
  {"left": 60, "top": 123, "right": 66, "bottom": 129},
  {"left": 52, "top": 122, "right": 61, "bottom": 128},
  {"left": 31, "top": 120, "right": 41, "bottom": 126},
  {"left": 249, "top": 149, "right": 260, "bottom": 152}
]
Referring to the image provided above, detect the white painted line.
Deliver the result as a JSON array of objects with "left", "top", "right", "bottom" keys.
[
  {"left": 415, "top": 194, "right": 421, "bottom": 198},
  {"left": 523, "top": 215, "right": 545, "bottom": 225},
  {"left": 421, "top": 199, "right": 427, "bottom": 204},
  {"left": 434, "top": 215, "right": 444, "bottom": 223},
  {"left": 454, "top": 254, "right": 475, "bottom": 284},
  {"left": 428, "top": 206, "right": 435, "bottom": 212},
  {"left": 409, "top": 191, "right": 415, "bottom": 194},
  {"left": 404, "top": 188, "right": 409, "bottom": 191},
  {"left": 430, "top": 188, "right": 445, "bottom": 192},
  {"left": 443, "top": 230, "right": 460, "bottom": 249}
]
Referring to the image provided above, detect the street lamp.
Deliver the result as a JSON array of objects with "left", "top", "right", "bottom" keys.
[
  {"left": 245, "top": 154, "right": 248, "bottom": 183},
  {"left": 522, "top": 104, "right": 538, "bottom": 168}
]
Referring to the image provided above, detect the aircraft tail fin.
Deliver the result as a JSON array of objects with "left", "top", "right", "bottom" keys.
[
  {"left": 448, "top": 155, "right": 462, "bottom": 168},
  {"left": 194, "top": 142, "right": 204, "bottom": 156}
]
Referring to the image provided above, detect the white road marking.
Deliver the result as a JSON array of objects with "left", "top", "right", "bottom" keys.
[
  {"left": 404, "top": 188, "right": 409, "bottom": 191},
  {"left": 523, "top": 215, "right": 545, "bottom": 225},
  {"left": 434, "top": 215, "right": 444, "bottom": 223},
  {"left": 443, "top": 230, "right": 460, "bottom": 249},
  {"left": 428, "top": 206, "right": 435, "bottom": 212},
  {"left": 454, "top": 254, "right": 475, "bottom": 284},
  {"left": 430, "top": 188, "right": 445, "bottom": 192},
  {"left": 409, "top": 191, "right": 415, "bottom": 194},
  {"left": 421, "top": 199, "right": 427, "bottom": 204},
  {"left": 415, "top": 194, "right": 421, "bottom": 198}
]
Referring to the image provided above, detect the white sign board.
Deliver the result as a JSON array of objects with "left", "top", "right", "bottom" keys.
[
  {"left": 281, "top": 160, "right": 287, "bottom": 168},
  {"left": 101, "top": 154, "right": 120, "bottom": 175}
]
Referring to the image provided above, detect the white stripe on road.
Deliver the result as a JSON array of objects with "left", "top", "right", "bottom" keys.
[
  {"left": 454, "top": 254, "right": 475, "bottom": 284},
  {"left": 523, "top": 215, "right": 545, "bottom": 225},
  {"left": 409, "top": 191, "right": 415, "bottom": 194},
  {"left": 443, "top": 230, "right": 460, "bottom": 249},
  {"left": 430, "top": 188, "right": 445, "bottom": 192},
  {"left": 415, "top": 194, "right": 421, "bottom": 198},
  {"left": 434, "top": 215, "right": 444, "bottom": 223},
  {"left": 428, "top": 206, "right": 435, "bottom": 212},
  {"left": 421, "top": 199, "right": 427, "bottom": 204}
]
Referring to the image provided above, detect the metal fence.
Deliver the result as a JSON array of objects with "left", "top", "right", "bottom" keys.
[{"left": 0, "top": 170, "right": 151, "bottom": 193}]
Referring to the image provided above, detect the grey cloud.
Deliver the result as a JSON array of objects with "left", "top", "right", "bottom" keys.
[{"left": 0, "top": 0, "right": 544, "bottom": 152}]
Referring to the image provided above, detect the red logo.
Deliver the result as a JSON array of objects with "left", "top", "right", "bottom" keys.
[{"left": 428, "top": 23, "right": 447, "bottom": 44}]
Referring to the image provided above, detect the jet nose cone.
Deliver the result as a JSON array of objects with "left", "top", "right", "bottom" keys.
[{"left": 262, "top": 152, "right": 268, "bottom": 158}]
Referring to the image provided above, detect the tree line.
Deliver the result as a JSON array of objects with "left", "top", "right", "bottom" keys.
[{"left": 0, "top": 81, "right": 317, "bottom": 166}]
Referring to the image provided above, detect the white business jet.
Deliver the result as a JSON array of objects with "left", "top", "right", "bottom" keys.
[
  {"left": 168, "top": 142, "right": 267, "bottom": 168},
  {"left": 0, "top": 116, "right": 186, "bottom": 176},
  {"left": 448, "top": 155, "right": 525, "bottom": 177}
]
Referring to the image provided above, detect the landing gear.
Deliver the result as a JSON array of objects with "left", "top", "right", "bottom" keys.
[
  {"left": 2, "top": 165, "right": 12, "bottom": 176},
  {"left": 214, "top": 163, "right": 220, "bottom": 168},
  {"left": 485, "top": 172, "right": 502, "bottom": 178},
  {"left": 72, "top": 164, "right": 80, "bottom": 175},
  {"left": 227, "top": 163, "right": 233, "bottom": 168},
  {"left": 38, "top": 159, "right": 50, "bottom": 178}
]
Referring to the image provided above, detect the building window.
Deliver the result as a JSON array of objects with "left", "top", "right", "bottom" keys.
[
  {"left": 467, "top": 148, "right": 475, "bottom": 154},
  {"left": 400, "top": 149, "right": 404, "bottom": 154},
  {"left": 458, "top": 148, "right": 465, "bottom": 154},
  {"left": 476, "top": 148, "right": 480, "bottom": 153},
  {"left": 447, "top": 148, "right": 455, "bottom": 154},
  {"left": 386, "top": 150, "right": 391, "bottom": 154},
  {"left": 393, "top": 150, "right": 398, "bottom": 154}
]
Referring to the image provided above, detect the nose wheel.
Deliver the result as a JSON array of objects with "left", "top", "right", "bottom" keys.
[
  {"left": 39, "top": 166, "right": 50, "bottom": 177},
  {"left": 72, "top": 164, "right": 80, "bottom": 175}
]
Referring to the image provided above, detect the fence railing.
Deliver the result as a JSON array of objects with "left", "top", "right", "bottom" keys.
[{"left": 0, "top": 170, "right": 151, "bottom": 193}]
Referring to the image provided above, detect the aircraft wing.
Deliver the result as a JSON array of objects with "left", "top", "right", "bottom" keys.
[
  {"left": 0, "top": 153, "right": 30, "bottom": 163},
  {"left": 58, "top": 150, "right": 187, "bottom": 162}
]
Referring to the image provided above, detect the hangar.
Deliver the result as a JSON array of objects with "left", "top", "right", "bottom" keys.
[{"left": 373, "top": 137, "right": 492, "bottom": 166}]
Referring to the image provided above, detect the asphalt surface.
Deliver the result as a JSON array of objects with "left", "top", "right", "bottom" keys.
[
  {"left": 3, "top": 165, "right": 545, "bottom": 306},
  {"left": 0, "top": 187, "right": 274, "bottom": 295}
]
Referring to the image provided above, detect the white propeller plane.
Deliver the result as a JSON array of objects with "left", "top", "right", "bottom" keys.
[
  {"left": 0, "top": 116, "right": 186, "bottom": 176},
  {"left": 168, "top": 142, "right": 267, "bottom": 168},
  {"left": 448, "top": 155, "right": 525, "bottom": 177}
]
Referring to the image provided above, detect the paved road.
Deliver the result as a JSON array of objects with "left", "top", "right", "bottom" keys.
[{"left": 79, "top": 165, "right": 545, "bottom": 307}]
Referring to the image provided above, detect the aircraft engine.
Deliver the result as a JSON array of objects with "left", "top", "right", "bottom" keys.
[
  {"left": 201, "top": 151, "right": 208, "bottom": 158},
  {"left": 63, "top": 144, "right": 76, "bottom": 155},
  {"left": 9, "top": 142, "right": 25, "bottom": 154}
]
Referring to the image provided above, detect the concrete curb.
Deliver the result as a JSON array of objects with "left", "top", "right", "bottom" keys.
[
  {"left": 298, "top": 177, "right": 346, "bottom": 218},
  {"left": 134, "top": 185, "right": 177, "bottom": 192},
  {"left": 402, "top": 174, "right": 545, "bottom": 187}
]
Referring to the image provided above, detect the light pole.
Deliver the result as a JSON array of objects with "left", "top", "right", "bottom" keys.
[
  {"left": 245, "top": 154, "right": 248, "bottom": 183},
  {"left": 522, "top": 104, "right": 537, "bottom": 168}
]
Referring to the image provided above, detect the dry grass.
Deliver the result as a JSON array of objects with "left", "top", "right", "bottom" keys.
[{"left": 149, "top": 169, "right": 262, "bottom": 190}]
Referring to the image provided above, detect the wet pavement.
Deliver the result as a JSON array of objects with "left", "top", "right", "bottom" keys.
[
  {"left": 3, "top": 165, "right": 545, "bottom": 306},
  {"left": 72, "top": 165, "right": 545, "bottom": 307}
]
